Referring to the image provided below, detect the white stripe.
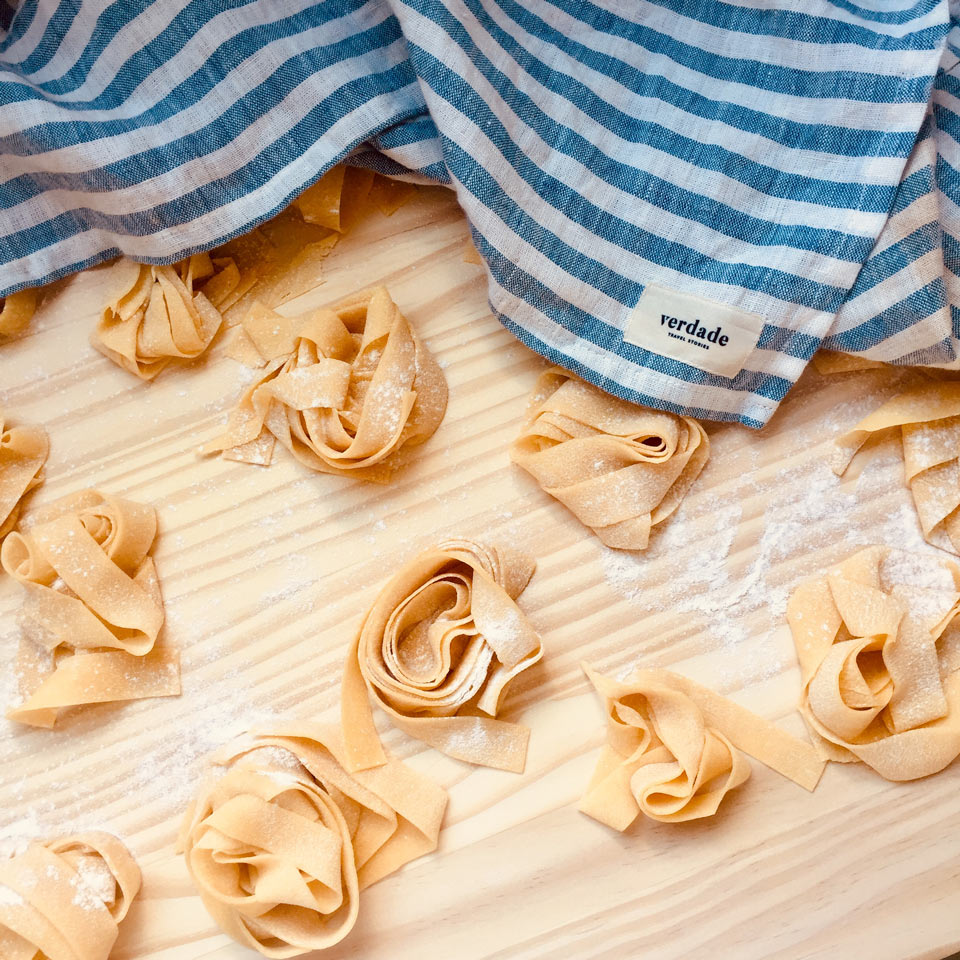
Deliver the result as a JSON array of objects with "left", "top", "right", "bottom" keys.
[
  {"left": 403, "top": 4, "right": 874, "bottom": 286},
  {"left": 454, "top": 0, "right": 887, "bottom": 240},
  {"left": 0, "top": 90, "right": 409, "bottom": 284},
  {"left": 633, "top": 0, "right": 943, "bottom": 76},
  {"left": 529, "top": 1, "right": 931, "bottom": 134},
  {"left": 0, "top": 38, "right": 416, "bottom": 234}
]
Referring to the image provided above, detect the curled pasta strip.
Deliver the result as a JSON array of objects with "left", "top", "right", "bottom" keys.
[
  {"left": 179, "top": 723, "right": 446, "bottom": 958},
  {"left": 835, "top": 382, "right": 960, "bottom": 554},
  {"left": 0, "top": 289, "right": 38, "bottom": 338},
  {"left": 342, "top": 538, "right": 542, "bottom": 773},
  {"left": 0, "top": 411, "right": 48, "bottom": 541},
  {"left": 0, "top": 489, "right": 179, "bottom": 727},
  {"left": 789, "top": 545, "right": 960, "bottom": 780},
  {"left": 511, "top": 368, "right": 709, "bottom": 550},
  {"left": 205, "top": 286, "right": 447, "bottom": 481},
  {"left": 93, "top": 253, "right": 241, "bottom": 379},
  {"left": 580, "top": 665, "right": 824, "bottom": 831},
  {"left": 0, "top": 831, "right": 140, "bottom": 960}
]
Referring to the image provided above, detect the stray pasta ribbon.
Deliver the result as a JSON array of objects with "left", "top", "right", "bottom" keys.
[
  {"left": 342, "top": 538, "right": 542, "bottom": 773},
  {"left": 788, "top": 545, "right": 960, "bottom": 781},
  {"left": 93, "top": 253, "right": 242, "bottom": 379},
  {"left": 511, "top": 368, "right": 710, "bottom": 550},
  {"left": 0, "top": 411, "right": 48, "bottom": 541},
  {"left": 835, "top": 381, "right": 960, "bottom": 554},
  {"left": 580, "top": 665, "right": 824, "bottom": 831},
  {"left": 179, "top": 723, "right": 446, "bottom": 958},
  {"left": 205, "top": 286, "right": 447, "bottom": 481},
  {"left": 0, "top": 289, "right": 38, "bottom": 339},
  {"left": 0, "top": 489, "right": 179, "bottom": 727},
  {"left": 0, "top": 831, "right": 141, "bottom": 960}
]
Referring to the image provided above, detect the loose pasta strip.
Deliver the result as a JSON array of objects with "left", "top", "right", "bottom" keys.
[
  {"left": 342, "top": 538, "right": 542, "bottom": 773},
  {"left": 205, "top": 287, "right": 447, "bottom": 481},
  {"left": 834, "top": 381, "right": 960, "bottom": 554},
  {"left": 788, "top": 545, "right": 960, "bottom": 780},
  {"left": 511, "top": 368, "right": 709, "bottom": 550},
  {"left": 180, "top": 723, "right": 446, "bottom": 958},
  {"left": 580, "top": 665, "right": 824, "bottom": 831},
  {"left": 0, "top": 832, "right": 140, "bottom": 960},
  {"left": 0, "top": 411, "right": 48, "bottom": 541},
  {"left": 0, "top": 289, "right": 37, "bottom": 338},
  {"left": 0, "top": 489, "right": 179, "bottom": 727},
  {"left": 92, "top": 253, "right": 242, "bottom": 379}
]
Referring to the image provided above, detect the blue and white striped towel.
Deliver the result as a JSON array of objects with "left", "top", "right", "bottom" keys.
[{"left": 1, "top": 0, "right": 958, "bottom": 427}]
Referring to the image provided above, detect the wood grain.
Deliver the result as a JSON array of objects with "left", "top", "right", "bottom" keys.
[{"left": 1, "top": 186, "right": 958, "bottom": 960}]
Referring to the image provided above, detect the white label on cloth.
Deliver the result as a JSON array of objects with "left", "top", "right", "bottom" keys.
[{"left": 623, "top": 284, "right": 765, "bottom": 379}]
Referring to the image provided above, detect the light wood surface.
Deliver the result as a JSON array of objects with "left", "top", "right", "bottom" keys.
[{"left": 2, "top": 186, "right": 958, "bottom": 960}]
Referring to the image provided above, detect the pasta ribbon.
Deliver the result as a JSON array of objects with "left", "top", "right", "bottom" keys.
[
  {"left": 180, "top": 723, "right": 446, "bottom": 958},
  {"left": 205, "top": 287, "right": 447, "bottom": 481},
  {"left": 580, "top": 665, "right": 824, "bottom": 831},
  {"left": 0, "top": 411, "right": 48, "bottom": 541},
  {"left": 0, "top": 289, "right": 37, "bottom": 338},
  {"left": 1, "top": 490, "right": 179, "bottom": 727},
  {"left": 835, "top": 381, "right": 960, "bottom": 553},
  {"left": 788, "top": 545, "right": 960, "bottom": 780},
  {"left": 342, "top": 538, "right": 542, "bottom": 773},
  {"left": 511, "top": 368, "right": 709, "bottom": 549},
  {"left": 0, "top": 832, "right": 140, "bottom": 960},
  {"left": 93, "top": 253, "right": 242, "bottom": 379}
]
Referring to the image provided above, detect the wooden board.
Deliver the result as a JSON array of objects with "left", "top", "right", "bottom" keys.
[{"left": 2, "top": 186, "right": 959, "bottom": 960}]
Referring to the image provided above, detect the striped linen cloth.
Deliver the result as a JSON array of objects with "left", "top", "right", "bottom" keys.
[{"left": 1, "top": 1, "right": 957, "bottom": 427}]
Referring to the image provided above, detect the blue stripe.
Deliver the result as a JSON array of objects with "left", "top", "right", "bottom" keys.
[
  {"left": 640, "top": 0, "right": 946, "bottom": 51},
  {"left": 847, "top": 221, "right": 939, "bottom": 298},
  {"left": 0, "top": 25, "right": 414, "bottom": 206},
  {"left": 827, "top": 277, "right": 946, "bottom": 351},
  {"left": 825, "top": 0, "right": 940, "bottom": 26},
  {"left": 536, "top": 0, "right": 939, "bottom": 101},
  {"left": 0, "top": 0, "right": 43, "bottom": 53}
]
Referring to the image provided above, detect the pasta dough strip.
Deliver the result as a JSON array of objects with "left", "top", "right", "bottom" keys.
[
  {"left": 0, "top": 289, "right": 37, "bottom": 338},
  {"left": 0, "top": 831, "right": 140, "bottom": 960},
  {"left": 93, "top": 253, "right": 240, "bottom": 379},
  {"left": 1, "top": 489, "right": 179, "bottom": 727},
  {"left": 788, "top": 545, "right": 960, "bottom": 780},
  {"left": 180, "top": 723, "right": 446, "bottom": 958},
  {"left": 342, "top": 538, "right": 542, "bottom": 773},
  {"left": 0, "top": 410, "right": 48, "bottom": 541},
  {"left": 205, "top": 286, "right": 447, "bottom": 482},
  {"left": 511, "top": 368, "right": 709, "bottom": 550},
  {"left": 834, "top": 382, "right": 960, "bottom": 553},
  {"left": 580, "top": 665, "right": 824, "bottom": 831}
]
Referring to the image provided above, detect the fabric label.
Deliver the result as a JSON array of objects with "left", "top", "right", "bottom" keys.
[{"left": 623, "top": 284, "right": 765, "bottom": 379}]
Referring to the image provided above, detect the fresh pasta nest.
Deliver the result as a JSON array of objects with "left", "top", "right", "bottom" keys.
[
  {"left": 788, "top": 545, "right": 960, "bottom": 781},
  {"left": 342, "top": 538, "right": 542, "bottom": 772},
  {"left": 0, "top": 289, "right": 37, "bottom": 338},
  {"left": 580, "top": 665, "right": 824, "bottom": 831},
  {"left": 180, "top": 724, "right": 446, "bottom": 958},
  {"left": 0, "top": 489, "right": 179, "bottom": 727},
  {"left": 93, "top": 253, "right": 242, "bottom": 379},
  {"left": 205, "top": 286, "right": 447, "bottom": 481},
  {"left": 0, "top": 831, "right": 141, "bottom": 960},
  {"left": 511, "top": 368, "right": 709, "bottom": 550},
  {"left": 0, "top": 410, "right": 48, "bottom": 541},
  {"left": 835, "top": 381, "right": 960, "bottom": 554}
]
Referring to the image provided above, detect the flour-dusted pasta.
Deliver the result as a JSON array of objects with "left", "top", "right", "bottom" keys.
[
  {"left": 180, "top": 724, "right": 446, "bottom": 958},
  {"left": 0, "top": 289, "right": 37, "bottom": 339},
  {"left": 788, "top": 545, "right": 960, "bottom": 781},
  {"left": 835, "top": 381, "right": 960, "bottom": 554},
  {"left": 93, "top": 253, "right": 243, "bottom": 379},
  {"left": 342, "top": 538, "right": 542, "bottom": 773},
  {"left": 205, "top": 287, "right": 447, "bottom": 481},
  {"left": 0, "top": 832, "right": 140, "bottom": 960},
  {"left": 580, "top": 665, "right": 824, "bottom": 831},
  {"left": 1, "top": 489, "right": 179, "bottom": 727},
  {"left": 511, "top": 368, "right": 709, "bottom": 550},
  {"left": 0, "top": 411, "right": 48, "bottom": 542}
]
